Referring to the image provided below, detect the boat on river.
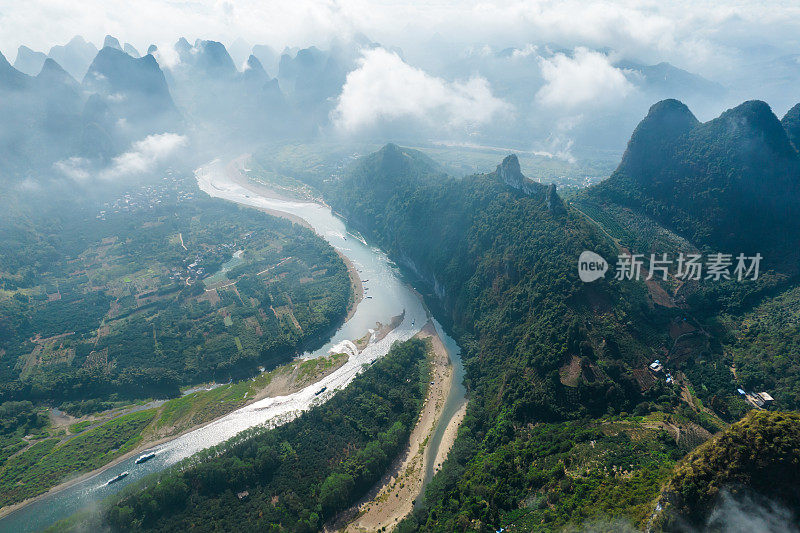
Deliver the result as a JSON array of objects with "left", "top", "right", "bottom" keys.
[
  {"left": 106, "top": 472, "right": 129, "bottom": 485},
  {"left": 135, "top": 452, "right": 156, "bottom": 465}
]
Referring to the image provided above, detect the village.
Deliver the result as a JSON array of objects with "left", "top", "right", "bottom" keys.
[{"left": 649, "top": 358, "right": 774, "bottom": 410}]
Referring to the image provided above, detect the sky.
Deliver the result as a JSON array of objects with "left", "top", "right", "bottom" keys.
[
  {"left": 4, "top": 0, "right": 800, "bottom": 162},
  {"left": 2, "top": 0, "right": 800, "bottom": 80}
]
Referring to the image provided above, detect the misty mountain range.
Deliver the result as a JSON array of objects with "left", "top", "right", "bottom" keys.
[{"left": 1, "top": 33, "right": 796, "bottom": 183}]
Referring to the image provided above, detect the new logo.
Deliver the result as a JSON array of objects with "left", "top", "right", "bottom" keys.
[{"left": 578, "top": 251, "right": 608, "bottom": 282}]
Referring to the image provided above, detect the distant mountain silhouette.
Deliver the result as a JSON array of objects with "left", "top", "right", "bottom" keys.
[
  {"left": 0, "top": 52, "right": 84, "bottom": 173},
  {"left": 103, "top": 35, "right": 123, "bottom": 51},
  {"left": 83, "top": 46, "right": 181, "bottom": 135},
  {"left": 47, "top": 35, "right": 98, "bottom": 80},
  {"left": 618, "top": 61, "right": 725, "bottom": 99},
  {"left": 124, "top": 43, "right": 140, "bottom": 58},
  {"left": 165, "top": 39, "right": 287, "bottom": 139},
  {"left": 13, "top": 45, "right": 46, "bottom": 76}
]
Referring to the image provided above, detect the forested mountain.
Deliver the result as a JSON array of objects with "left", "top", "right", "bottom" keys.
[
  {"left": 654, "top": 411, "right": 800, "bottom": 530},
  {"left": 322, "top": 144, "right": 697, "bottom": 530},
  {"left": 783, "top": 102, "right": 800, "bottom": 150},
  {"left": 319, "top": 139, "right": 800, "bottom": 530},
  {"left": 580, "top": 99, "right": 800, "bottom": 265}
]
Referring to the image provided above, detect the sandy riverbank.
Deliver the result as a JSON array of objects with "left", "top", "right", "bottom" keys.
[{"left": 332, "top": 320, "right": 464, "bottom": 533}]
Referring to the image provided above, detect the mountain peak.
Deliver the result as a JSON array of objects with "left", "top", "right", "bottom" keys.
[
  {"left": 0, "top": 50, "right": 31, "bottom": 89},
  {"left": 714, "top": 99, "right": 796, "bottom": 158},
  {"left": 496, "top": 154, "right": 521, "bottom": 179},
  {"left": 783, "top": 103, "right": 800, "bottom": 151},
  {"left": 37, "top": 57, "right": 78, "bottom": 86},
  {"left": 246, "top": 54, "right": 265, "bottom": 71},
  {"left": 13, "top": 45, "right": 47, "bottom": 76},
  {"left": 124, "top": 43, "right": 140, "bottom": 58},
  {"left": 617, "top": 99, "right": 699, "bottom": 178},
  {"left": 195, "top": 40, "right": 237, "bottom": 76},
  {"left": 242, "top": 54, "right": 268, "bottom": 85},
  {"left": 637, "top": 99, "right": 698, "bottom": 138},
  {"left": 380, "top": 143, "right": 401, "bottom": 155},
  {"left": 103, "top": 35, "right": 122, "bottom": 51},
  {"left": 495, "top": 154, "right": 538, "bottom": 194}
]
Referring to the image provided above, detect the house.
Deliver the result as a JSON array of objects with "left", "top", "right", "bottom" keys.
[
  {"left": 745, "top": 391, "right": 775, "bottom": 409},
  {"left": 649, "top": 361, "right": 663, "bottom": 374},
  {"left": 237, "top": 490, "right": 249, "bottom": 500},
  {"left": 757, "top": 392, "right": 774, "bottom": 408}
]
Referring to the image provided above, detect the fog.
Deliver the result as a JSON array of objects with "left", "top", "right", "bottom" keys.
[{"left": 1, "top": 0, "right": 799, "bottom": 187}]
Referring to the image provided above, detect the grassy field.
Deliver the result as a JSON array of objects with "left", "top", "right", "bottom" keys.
[
  {"left": 0, "top": 351, "right": 349, "bottom": 510},
  {"left": 0, "top": 409, "right": 156, "bottom": 507}
]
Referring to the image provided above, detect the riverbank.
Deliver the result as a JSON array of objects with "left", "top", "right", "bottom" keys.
[
  {"left": 224, "top": 156, "right": 363, "bottom": 322},
  {"left": 0, "top": 351, "right": 349, "bottom": 520},
  {"left": 332, "top": 320, "right": 462, "bottom": 532},
  {"left": 0, "top": 157, "right": 457, "bottom": 533}
]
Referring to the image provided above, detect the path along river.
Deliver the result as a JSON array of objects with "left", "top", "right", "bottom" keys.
[{"left": 0, "top": 159, "right": 466, "bottom": 533}]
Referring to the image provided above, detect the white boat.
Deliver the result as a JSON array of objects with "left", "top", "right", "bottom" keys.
[
  {"left": 106, "top": 471, "right": 129, "bottom": 485},
  {"left": 135, "top": 452, "right": 156, "bottom": 464}
]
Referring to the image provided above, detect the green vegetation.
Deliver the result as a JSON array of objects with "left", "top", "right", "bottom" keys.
[
  {"left": 0, "top": 409, "right": 156, "bottom": 507},
  {"left": 578, "top": 99, "right": 800, "bottom": 268},
  {"left": 314, "top": 144, "right": 693, "bottom": 531},
  {"left": 721, "top": 285, "right": 800, "bottom": 409},
  {"left": 61, "top": 338, "right": 428, "bottom": 532},
  {"left": 656, "top": 411, "right": 800, "bottom": 530},
  {"left": 417, "top": 417, "right": 682, "bottom": 531},
  {"left": 0, "top": 175, "right": 351, "bottom": 407},
  {"left": 0, "top": 350, "right": 349, "bottom": 510}
]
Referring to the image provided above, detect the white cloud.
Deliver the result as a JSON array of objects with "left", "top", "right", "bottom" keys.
[
  {"left": 331, "top": 47, "right": 509, "bottom": 133},
  {"left": 56, "top": 133, "right": 187, "bottom": 181},
  {"left": 511, "top": 44, "right": 539, "bottom": 59},
  {"left": 536, "top": 47, "right": 634, "bottom": 109},
  {"left": 2, "top": 1, "right": 800, "bottom": 86},
  {"left": 100, "top": 132, "right": 187, "bottom": 179},
  {"left": 54, "top": 156, "right": 92, "bottom": 182}
]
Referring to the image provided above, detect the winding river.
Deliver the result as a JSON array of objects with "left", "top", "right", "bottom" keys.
[{"left": 0, "top": 159, "right": 465, "bottom": 533}]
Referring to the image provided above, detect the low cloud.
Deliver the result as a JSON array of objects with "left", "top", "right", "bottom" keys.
[
  {"left": 707, "top": 489, "right": 799, "bottom": 533},
  {"left": 54, "top": 156, "right": 93, "bottom": 182},
  {"left": 536, "top": 47, "right": 634, "bottom": 109},
  {"left": 100, "top": 132, "right": 187, "bottom": 179},
  {"left": 331, "top": 47, "right": 510, "bottom": 133},
  {"left": 54, "top": 133, "right": 187, "bottom": 182}
]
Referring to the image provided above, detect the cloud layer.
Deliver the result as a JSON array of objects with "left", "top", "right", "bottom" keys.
[
  {"left": 54, "top": 133, "right": 187, "bottom": 182},
  {"left": 3, "top": 1, "right": 800, "bottom": 80},
  {"left": 331, "top": 48, "right": 509, "bottom": 133},
  {"left": 101, "top": 132, "right": 187, "bottom": 179},
  {"left": 536, "top": 48, "right": 634, "bottom": 109}
]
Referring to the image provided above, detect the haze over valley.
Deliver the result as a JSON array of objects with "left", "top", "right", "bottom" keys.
[{"left": 2, "top": 2, "right": 800, "bottom": 532}]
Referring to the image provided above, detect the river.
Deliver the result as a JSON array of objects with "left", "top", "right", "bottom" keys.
[{"left": 0, "top": 159, "right": 466, "bottom": 533}]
